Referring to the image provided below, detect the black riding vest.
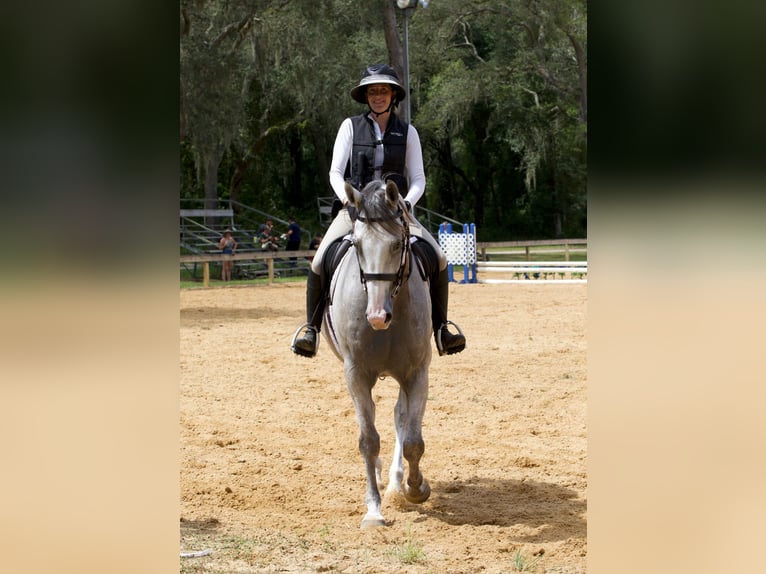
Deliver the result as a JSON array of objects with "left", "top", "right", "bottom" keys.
[{"left": 346, "top": 113, "right": 409, "bottom": 195}]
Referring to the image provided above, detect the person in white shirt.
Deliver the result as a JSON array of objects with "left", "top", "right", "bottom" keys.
[{"left": 291, "top": 64, "right": 466, "bottom": 358}]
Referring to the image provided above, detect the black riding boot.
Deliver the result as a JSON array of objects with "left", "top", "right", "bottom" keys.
[
  {"left": 291, "top": 270, "right": 325, "bottom": 358},
  {"left": 431, "top": 267, "right": 466, "bottom": 356}
]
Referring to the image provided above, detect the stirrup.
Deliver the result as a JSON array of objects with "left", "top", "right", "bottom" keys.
[
  {"left": 290, "top": 323, "right": 319, "bottom": 358},
  {"left": 436, "top": 320, "right": 466, "bottom": 356}
]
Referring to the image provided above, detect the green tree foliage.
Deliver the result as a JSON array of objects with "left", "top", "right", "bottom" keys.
[
  {"left": 180, "top": 0, "right": 586, "bottom": 239},
  {"left": 413, "top": 0, "right": 587, "bottom": 238},
  {"left": 180, "top": 0, "right": 262, "bottom": 208}
]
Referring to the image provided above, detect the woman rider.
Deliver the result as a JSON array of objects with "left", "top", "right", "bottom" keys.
[{"left": 291, "top": 64, "right": 466, "bottom": 358}]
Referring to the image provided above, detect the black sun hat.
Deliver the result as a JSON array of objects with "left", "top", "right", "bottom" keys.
[{"left": 350, "top": 64, "right": 407, "bottom": 104}]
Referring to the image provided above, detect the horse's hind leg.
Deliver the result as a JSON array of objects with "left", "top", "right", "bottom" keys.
[
  {"left": 375, "top": 457, "right": 383, "bottom": 489},
  {"left": 385, "top": 391, "right": 406, "bottom": 497}
]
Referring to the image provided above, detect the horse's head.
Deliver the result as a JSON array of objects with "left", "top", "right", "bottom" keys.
[{"left": 345, "top": 179, "right": 409, "bottom": 331}]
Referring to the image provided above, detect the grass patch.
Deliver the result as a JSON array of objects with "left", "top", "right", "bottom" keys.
[
  {"left": 386, "top": 524, "right": 426, "bottom": 565},
  {"left": 218, "top": 534, "right": 260, "bottom": 557},
  {"left": 511, "top": 549, "right": 543, "bottom": 572},
  {"left": 318, "top": 522, "right": 336, "bottom": 551},
  {"left": 179, "top": 530, "right": 305, "bottom": 573}
]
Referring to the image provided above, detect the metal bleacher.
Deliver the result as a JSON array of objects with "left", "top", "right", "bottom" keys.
[{"left": 180, "top": 199, "right": 315, "bottom": 281}]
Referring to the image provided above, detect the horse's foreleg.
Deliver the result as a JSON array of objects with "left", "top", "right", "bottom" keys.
[
  {"left": 402, "top": 435, "right": 430, "bottom": 503},
  {"left": 401, "top": 375, "right": 431, "bottom": 504},
  {"left": 358, "top": 427, "right": 386, "bottom": 527},
  {"left": 348, "top": 375, "right": 386, "bottom": 528}
]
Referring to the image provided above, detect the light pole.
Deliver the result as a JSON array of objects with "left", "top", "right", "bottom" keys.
[{"left": 395, "top": 0, "right": 428, "bottom": 124}]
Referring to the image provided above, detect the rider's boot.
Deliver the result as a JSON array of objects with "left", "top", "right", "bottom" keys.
[
  {"left": 291, "top": 270, "right": 325, "bottom": 358},
  {"left": 431, "top": 267, "right": 466, "bottom": 356}
]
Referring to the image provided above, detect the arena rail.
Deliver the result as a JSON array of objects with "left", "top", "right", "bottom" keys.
[
  {"left": 476, "top": 260, "right": 588, "bottom": 283},
  {"left": 475, "top": 238, "right": 588, "bottom": 262},
  {"left": 471, "top": 238, "right": 588, "bottom": 284},
  {"left": 182, "top": 238, "right": 589, "bottom": 286},
  {"left": 180, "top": 250, "right": 316, "bottom": 287}
]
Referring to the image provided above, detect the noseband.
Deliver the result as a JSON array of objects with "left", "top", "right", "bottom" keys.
[{"left": 352, "top": 208, "right": 410, "bottom": 298}]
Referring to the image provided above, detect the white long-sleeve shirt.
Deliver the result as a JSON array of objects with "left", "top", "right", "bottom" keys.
[{"left": 328, "top": 114, "right": 426, "bottom": 206}]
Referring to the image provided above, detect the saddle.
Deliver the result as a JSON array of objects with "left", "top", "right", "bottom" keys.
[
  {"left": 409, "top": 238, "right": 438, "bottom": 282},
  {"left": 321, "top": 237, "right": 353, "bottom": 291}
]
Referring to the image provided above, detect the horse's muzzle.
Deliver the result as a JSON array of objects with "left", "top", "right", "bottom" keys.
[{"left": 367, "top": 310, "right": 392, "bottom": 330}]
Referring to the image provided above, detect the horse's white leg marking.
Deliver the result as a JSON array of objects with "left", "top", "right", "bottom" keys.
[
  {"left": 386, "top": 439, "right": 404, "bottom": 496},
  {"left": 375, "top": 457, "right": 384, "bottom": 490},
  {"left": 386, "top": 389, "right": 406, "bottom": 496}
]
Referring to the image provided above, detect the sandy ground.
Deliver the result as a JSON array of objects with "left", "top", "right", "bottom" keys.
[{"left": 180, "top": 281, "right": 587, "bottom": 573}]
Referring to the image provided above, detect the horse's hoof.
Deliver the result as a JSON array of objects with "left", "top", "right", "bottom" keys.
[
  {"left": 404, "top": 478, "right": 431, "bottom": 504},
  {"left": 384, "top": 482, "right": 403, "bottom": 498},
  {"left": 361, "top": 515, "right": 386, "bottom": 529}
]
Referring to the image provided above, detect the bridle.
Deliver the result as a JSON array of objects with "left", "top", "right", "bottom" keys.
[{"left": 352, "top": 207, "right": 410, "bottom": 298}]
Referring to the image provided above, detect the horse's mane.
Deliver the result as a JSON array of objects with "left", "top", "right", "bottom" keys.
[{"left": 358, "top": 180, "right": 406, "bottom": 237}]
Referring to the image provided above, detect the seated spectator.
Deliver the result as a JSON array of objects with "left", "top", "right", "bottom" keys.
[{"left": 257, "top": 223, "right": 280, "bottom": 252}]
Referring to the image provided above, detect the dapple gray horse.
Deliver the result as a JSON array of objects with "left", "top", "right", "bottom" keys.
[{"left": 323, "top": 180, "right": 433, "bottom": 528}]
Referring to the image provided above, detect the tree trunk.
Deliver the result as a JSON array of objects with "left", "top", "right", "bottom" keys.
[
  {"left": 383, "top": 1, "right": 404, "bottom": 76},
  {"left": 553, "top": 194, "right": 563, "bottom": 238},
  {"left": 568, "top": 33, "right": 587, "bottom": 123},
  {"left": 228, "top": 133, "right": 269, "bottom": 203},
  {"left": 203, "top": 148, "right": 223, "bottom": 225},
  {"left": 288, "top": 129, "right": 303, "bottom": 207},
  {"left": 431, "top": 138, "right": 454, "bottom": 212},
  {"left": 180, "top": 101, "right": 187, "bottom": 142},
  {"left": 312, "top": 128, "right": 331, "bottom": 193},
  {"left": 550, "top": 164, "right": 563, "bottom": 238}
]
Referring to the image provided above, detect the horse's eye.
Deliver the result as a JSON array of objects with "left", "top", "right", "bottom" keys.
[{"left": 389, "top": 241, "right": 400, "bottom": 254}]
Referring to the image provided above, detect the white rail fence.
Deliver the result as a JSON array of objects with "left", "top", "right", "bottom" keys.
[
  {"left": 180, "top": 237, "right": 588, "bottom": 286},
  {"left": 441, "top": 230, "right": 587, "bottom": 284},
  {"left": 476, "top": 260, "right": 587, "bottom": 284}
]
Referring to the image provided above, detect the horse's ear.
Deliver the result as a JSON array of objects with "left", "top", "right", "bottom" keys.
[
  {"left": 385, "top": 180, "right": 399, "bottom": 207},
  {"left": 345, "top": 182, "right": 361, "bottom": 207}
]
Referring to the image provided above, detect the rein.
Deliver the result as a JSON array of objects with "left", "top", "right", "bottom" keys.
[{"left": 352, "top": 208, "right": 410, "bottom": 298}]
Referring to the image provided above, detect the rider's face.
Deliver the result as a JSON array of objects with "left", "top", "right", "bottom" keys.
[{"left": 366, "top": 84, "right": 393, "bottom": 113}]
